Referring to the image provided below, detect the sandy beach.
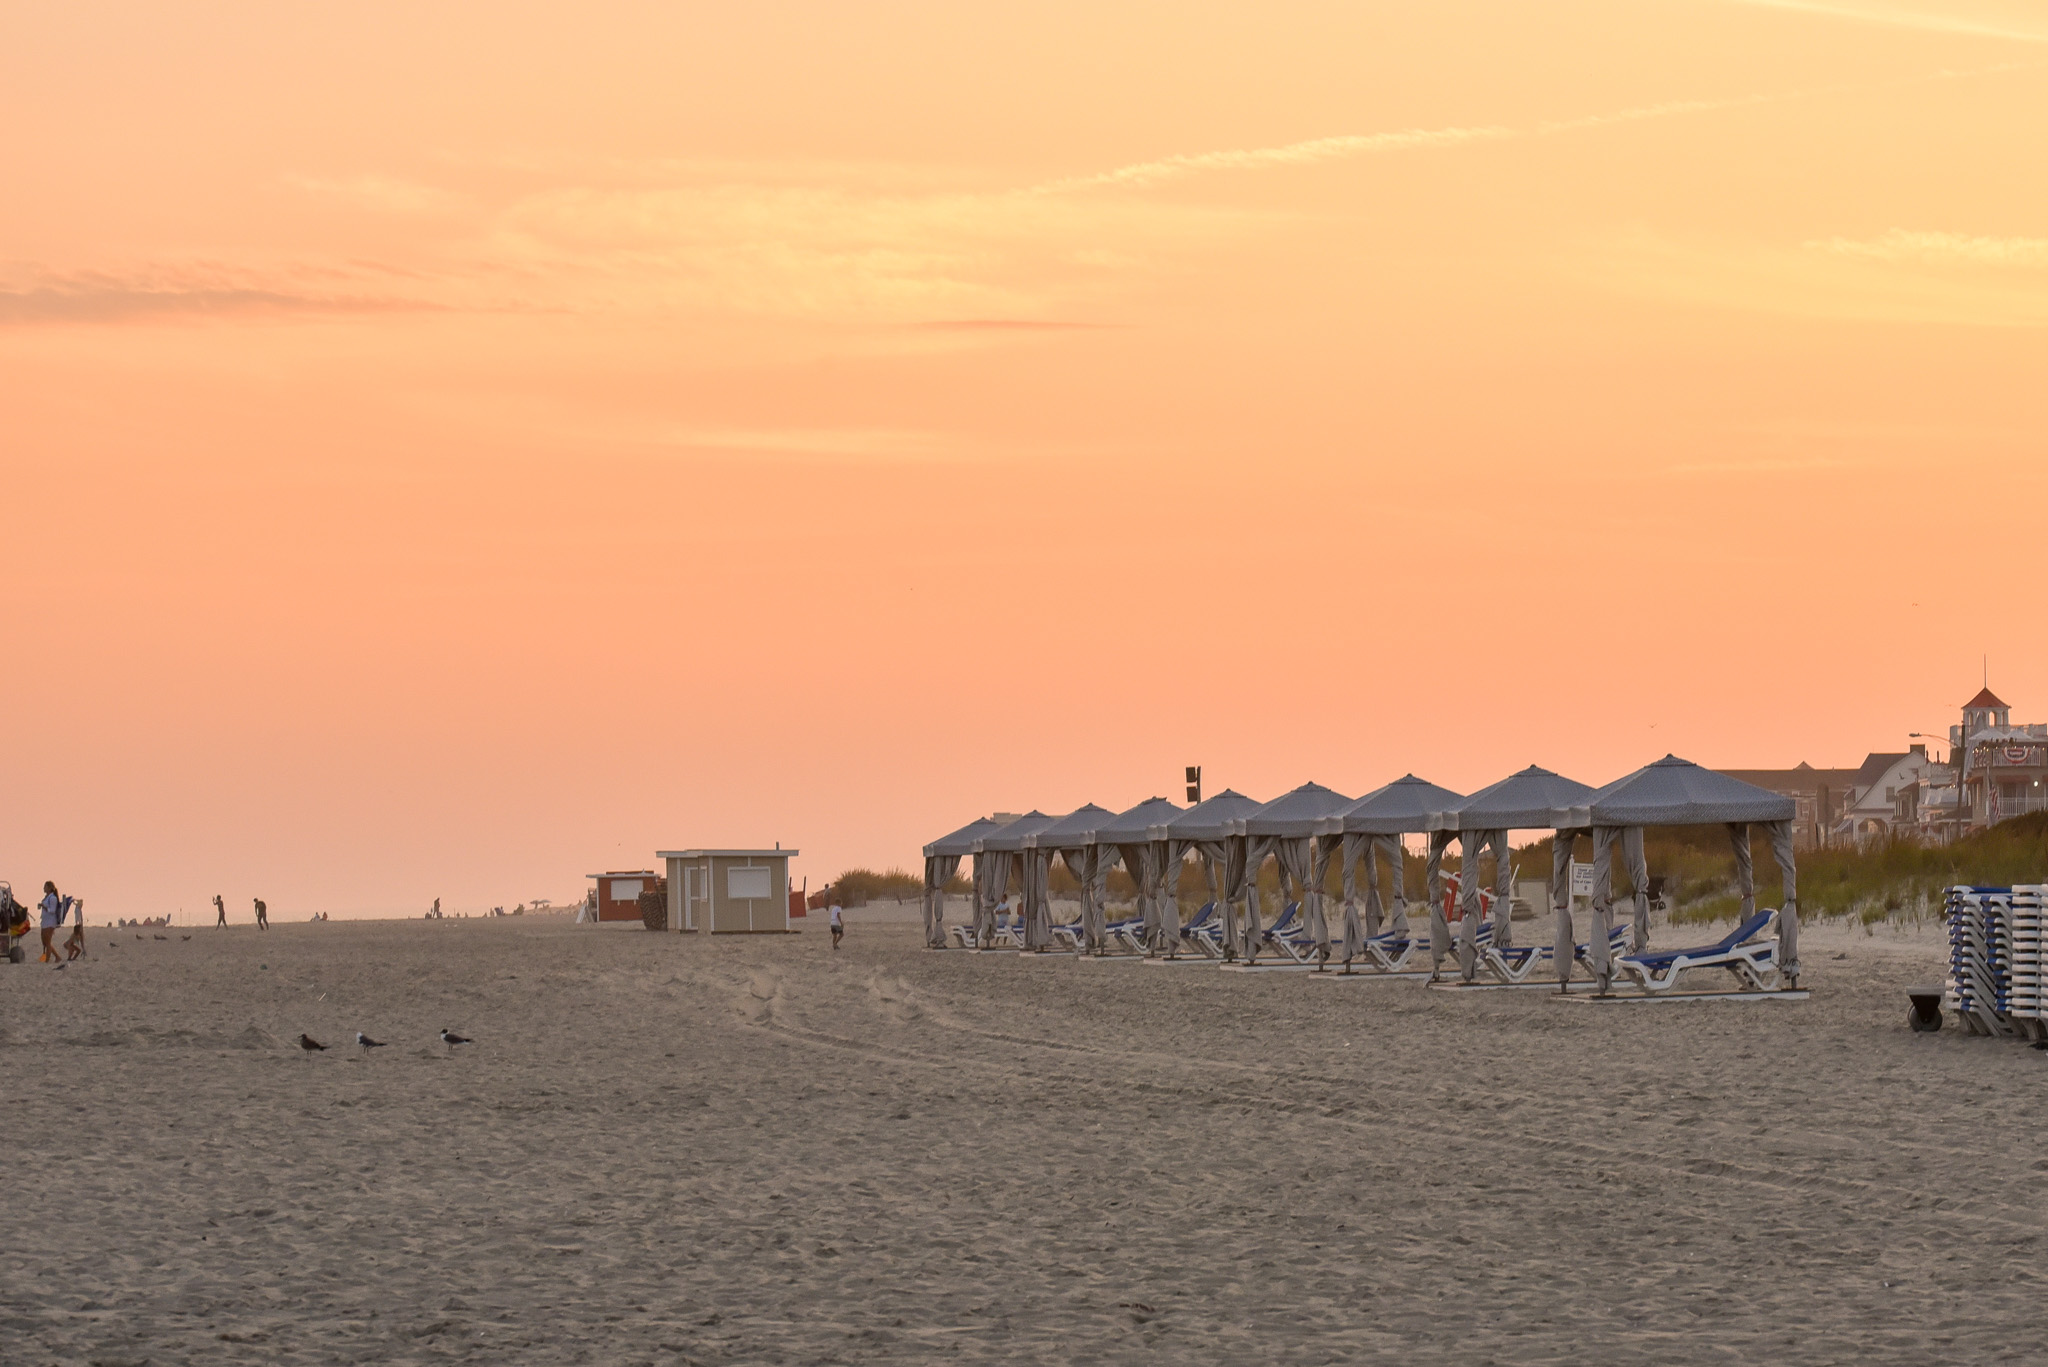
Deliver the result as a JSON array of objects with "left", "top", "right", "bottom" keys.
[{"left": 6, "top": 914, "right": 2047, "bottom": 1365}]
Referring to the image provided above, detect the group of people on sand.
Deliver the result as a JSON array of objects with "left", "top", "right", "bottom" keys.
[
  {"left": 18, "top": 881, "right": 87, "bottom": 963},
  {"left": 211, "top": 893, "right": 269, "bottom": 928}
]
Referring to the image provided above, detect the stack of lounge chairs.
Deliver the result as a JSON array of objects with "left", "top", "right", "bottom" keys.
[
  {"left": 2011, "top": 887, "right": 2044, "bottom": 1033},
  {"left": 1945, "top": 886, "right": 2014, "bottom": 1035}
]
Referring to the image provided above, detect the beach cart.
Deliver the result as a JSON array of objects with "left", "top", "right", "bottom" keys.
[{"left": 2, "top": 882, "right": 29, "bottom": 963}]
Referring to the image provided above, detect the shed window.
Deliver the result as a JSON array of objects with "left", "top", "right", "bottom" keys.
[
  {"left": 610, "top": 879, "right": 642, "bottom": 901},
  {"left": 727, "top": 867, "right": 772, "bottom": 900}
]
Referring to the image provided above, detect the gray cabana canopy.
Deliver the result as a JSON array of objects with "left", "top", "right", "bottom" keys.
[
  {"left": 1315, "top": 775, "right": 1465, "bottom": 963},
  {"left": 919, "top": 815, "right": 1005, "bottom": 949},
  {"left": 1557, "top": 756, "right": 1797, "bottom": 828},
  {"left": 1029, "top": 803, "right": 1119, "bottom": 846},
  {"left": 923, "top": 816, "right": 1003, "bottom": 859},
  {"left": 1166, "top": 789, "right": 1265, "bottom": 841},
  {"left": 1426, "top": 765, "right": 1597, "bottom": 981},
  {"left": 1165, "top": 789, "right": 1265, "bottom": 960},
  {"left": 1027, "top": 803, "right": 1120, "bottom": 953},
  {"left": 1091, "top": 796, "right": 1186, "bottom": 954},
  {"left": 1556, "top": 755, "right": 1801, "bottom": 991},
  {"left": 1324, "top": 774, "right": 1467, "bottom": 834},
  {"left": 1240, "top": 782, "right": 1354, "bottom": 958}
]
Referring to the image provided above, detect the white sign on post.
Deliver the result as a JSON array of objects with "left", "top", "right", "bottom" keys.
[{"left": 1569, "top": 861, "right": 1595, "bottom": 899}]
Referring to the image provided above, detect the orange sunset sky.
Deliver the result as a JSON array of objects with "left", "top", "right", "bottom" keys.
[{"left": 5, "top": 2, "right": 2046, "bottom": 916}]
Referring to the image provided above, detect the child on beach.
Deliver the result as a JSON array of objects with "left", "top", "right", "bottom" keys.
[{"left": 830, "top": 904, "right": 844, "bottom": 949}]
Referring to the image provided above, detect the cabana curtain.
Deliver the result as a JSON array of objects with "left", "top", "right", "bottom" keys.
[
  {"left": 1550, "top": 827, "right": 1589, "bottom": 985},
  {"left": 1156, "top": 840, "right": 1190, "bottom": 954},
  {"left": 922, "top": 854, "right": 959, "bottom": 949},
  {"left": 1059, "top": 846, "right": 1111, "bottom": 951},
  {"left": 1118, "top": 841, "right": 1158, "bottom": 952},
  {"left": 1456, "top": 828, "right": 1512, "bottom": 978},
  {"left": 1339, "top": 836, "right": 1365, "bottom": 961},
  {"left": 1205, "top": 838, "right": 1245, "bottom": 959},
  {"left": 1021, "top": 848, "right": 1052, "bottom": 951},
  {"left": 1426, "top": 831, "right": 1454, "bottom": 972},
  {"left": 976, "top": 850, "right": 1013, "bottom": 948},
  {"left": 1274, "top": 838, "right": 1316, "bottom": 949}
]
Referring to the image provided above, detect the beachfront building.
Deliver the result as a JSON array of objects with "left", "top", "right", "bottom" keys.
[
  {"left": 658, "top": 847, "right": 799, "bottom": 933},
  {"left": 1713, "top": 763, "right": 1862, "bottom": 850},
  {"left": 1831, "top": 747, "right": 1936, "bottom": 847},
  {"left": 1951, "top": 687, "right": 2048, "bottom": 831},
  {"left": 586, "top": 869, "right": 662, "bottom": 923}
]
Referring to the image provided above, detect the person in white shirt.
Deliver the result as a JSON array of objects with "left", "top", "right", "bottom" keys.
[
  {"left": 39, "top": 881, "right": 73, "bottom": 963},
  {"left": 829, "top": 904, "right": 844, "bottom": 949}
]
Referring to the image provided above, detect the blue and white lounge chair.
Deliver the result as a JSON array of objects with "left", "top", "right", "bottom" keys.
[
  {"left": 1247, "top": 902, "right": 1312, "bottom": 964},
  {"left": 1103, "top": 910, "right": 1147, "bottom": 954},
  {"left": 1480, "top": 924, "right": 1629, "bottom": 984},
  {"left": 1613, "top": 909, "right": 1778, "bottom": 992},
  {"left": 1357, "top": 929, "right": 1425, "bottom": 972},
  {"left": 949, "top": 911, "right": 1020, "bottom": 949},
  {"left": 1171, "top": 901, "right": 1220, "bottom": 957}
]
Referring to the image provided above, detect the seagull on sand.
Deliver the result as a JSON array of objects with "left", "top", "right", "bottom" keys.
[
  {"left": 299, "top": 1034, "right": 328, "bottom": 1051},
  {"left": 356, "top": 1033, "right": 386, "bottom": 1048},
  {"left": 440, "top": 1029, "right": 472, "bottom": 1045}
]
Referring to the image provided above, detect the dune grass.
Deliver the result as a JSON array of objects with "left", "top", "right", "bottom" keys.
[
  {"left": 1565, "top": 814, "right": 2048, "bottom": 924},
  {"left": 826, "top": 867, "right": 965, "bottom": 906}
]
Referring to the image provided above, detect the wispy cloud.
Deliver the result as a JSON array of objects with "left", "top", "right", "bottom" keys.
[
  {"left": 1034, "top": 95, "right": 1791, "bottom": 193},
  {"left": 1807, "top": 229, "right": 2048, "bottom": 266},
  {"left": 0, "top": 268, "right": 440, "bottom": 324},
  {"left": 1712, "top": 0, "right": 2048, "bottom": 43}
]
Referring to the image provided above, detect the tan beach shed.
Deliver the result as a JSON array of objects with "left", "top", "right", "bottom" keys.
[{"left": 658, "top": 848, "right": 799, "bottom": 933}]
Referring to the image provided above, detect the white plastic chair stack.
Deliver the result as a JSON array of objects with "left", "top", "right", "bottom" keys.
[
  {"left": 1945, "top": 886, "right": 2012, "bottom": 1036},
  {"left": 2008, "top": 886, "right": 2045, "bottom": 1041}
]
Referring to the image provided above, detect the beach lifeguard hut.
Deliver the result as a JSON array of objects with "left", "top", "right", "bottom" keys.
[
  {"left": 586, "top": 870, "right": 663, "bottom": 923},
  {"left": 657, "top": 847, "right": 800, "bottom": 933}
]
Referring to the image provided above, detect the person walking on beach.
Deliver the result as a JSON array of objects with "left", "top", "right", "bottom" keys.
[
  {"left": 214, "top": 893, "right": 227, "bottom": 927},
  {"left": 253, "top": 897, "right": 268, "bottom": 930},
  {"left": 38, "top": 881, "right": 73, "bottom": 963},
  {"left": 829, "top": 903, "right": 844, "bottom": 950}
]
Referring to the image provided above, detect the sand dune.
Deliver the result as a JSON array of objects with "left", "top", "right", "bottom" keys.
[{"left": 6, "top": 915, "right": 2045, "bottom": 1363}]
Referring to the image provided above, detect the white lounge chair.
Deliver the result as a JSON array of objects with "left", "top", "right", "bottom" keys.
[
  {"left": 1479, "top": 925, "right": 1631, "bottom": 984},
  {"left": 1613, "top": 909, "right": 1779, "bottom": 993}
]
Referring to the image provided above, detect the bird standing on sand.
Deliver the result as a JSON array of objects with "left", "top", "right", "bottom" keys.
[
  {"left": 300, "top": 1034, "right": 328, "bottom": 1051},
  {"left": 440, "top": 1029, "right": 472, "bottom": 1045},
  {"left": 356, "top": 1033, "right": 386, "bottom": 1048}
]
